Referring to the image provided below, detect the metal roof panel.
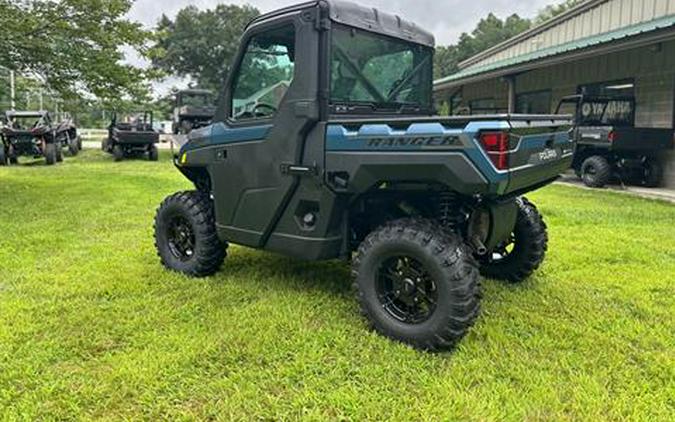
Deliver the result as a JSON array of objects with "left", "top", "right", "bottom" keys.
[{"left": 435, "top": 14, "right": 675, "bottom": 87}]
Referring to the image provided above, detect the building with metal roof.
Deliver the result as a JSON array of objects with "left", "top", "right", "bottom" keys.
[{"left": 434, "top": 0, "right": 675, "bottom": 188}]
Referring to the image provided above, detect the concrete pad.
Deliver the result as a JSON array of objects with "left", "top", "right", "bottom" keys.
[{"left": 557, "top": 174, "right": 675, "bottom": 204}]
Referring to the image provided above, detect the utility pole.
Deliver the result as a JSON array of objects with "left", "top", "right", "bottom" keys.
[{"left": 10, "top": 70, "right": 16, "bottom": 110}]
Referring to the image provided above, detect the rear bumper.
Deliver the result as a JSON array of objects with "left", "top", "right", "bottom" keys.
[
  {"left": 505, "top": 153, "right": 574, "bottom": 195},
  {"left": 113, "top": 132, "right": 159, "bottom": 145}
]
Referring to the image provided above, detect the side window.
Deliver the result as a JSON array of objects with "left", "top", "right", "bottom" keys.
[
  {"left": 231, "top": 24, "right": 296, "bottom": 120},
  {"left": 516, "top": 90, "right": 552, "bottom": 114}
]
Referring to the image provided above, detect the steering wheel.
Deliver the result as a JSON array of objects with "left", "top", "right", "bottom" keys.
[{"left": 252, "top": 103, "right": 277, "bottom": 117}]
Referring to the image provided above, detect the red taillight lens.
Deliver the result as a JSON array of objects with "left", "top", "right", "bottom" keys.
[
  {"left": 480, "top": 132, "right": 510, "bottom": 170},
  {"left": 608, "top": 131, "right": 617, "bottom": 142}
]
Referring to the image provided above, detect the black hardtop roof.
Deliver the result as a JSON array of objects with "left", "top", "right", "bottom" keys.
[
  {"left": 248, "top": 0, "right": 434, "bottom": 47},
  {"left": 5, "top": 110, "right": 48, "bottom": 118},
  {"left": 177, "top": 89, "right": 213, "bottom": 96},
  {"left": 113, "top": 109, "right": 152, "bottom": 113}
]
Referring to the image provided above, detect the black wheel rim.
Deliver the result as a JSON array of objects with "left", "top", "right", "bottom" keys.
[
  {"left": 490, "top": 233, "right": 515, "bottom": 262},
  {"left": 376, "top": 255, "right": 438, "bottom": 324},
  {"left": 167, "top": 215, "right": 196, "bottom": 261}
]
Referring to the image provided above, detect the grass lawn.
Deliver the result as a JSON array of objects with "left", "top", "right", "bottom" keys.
[{"left": 1, "top": 150, "right": 674, "bottom": 420}]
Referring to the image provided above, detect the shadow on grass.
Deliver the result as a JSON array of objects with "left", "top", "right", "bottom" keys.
[
  {"left": 207, "top": 247, "right": 543, "bottom": 304},
  {"left": 218, "top": 249, "right": 353, "bottom": 298},
  {"left": 6, "top": 159, "right": 49, "bottom": 167}
]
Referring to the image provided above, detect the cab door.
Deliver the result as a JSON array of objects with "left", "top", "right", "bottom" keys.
[{"left": 208, "top": 12, "right": 321, "bottom": 248}]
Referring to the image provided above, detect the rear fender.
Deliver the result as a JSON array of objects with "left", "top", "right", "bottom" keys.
[{"left": 483, "top": 199, "right": 518, "bottom": 251}]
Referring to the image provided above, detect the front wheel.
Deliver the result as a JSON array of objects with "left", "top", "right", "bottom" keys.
[
  {"left": 480, "top": 198, "right": 548, "bottom": 283},
  {"left": 154, "top": 191, "right": 227, "bottom": 277},
  {"left": 352, "top": 218, "right": 480, "bottom": 351},
  {"left": 148, "top": 145, "right": 158, "bottom": 161},
  {"left": 581, "top": 155, "right": 611, "bottom": 188}
]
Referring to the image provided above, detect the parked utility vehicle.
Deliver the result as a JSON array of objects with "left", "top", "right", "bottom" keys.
[
  {"left": 103, "top": 111, "right": 159, "bottom": 161},
  {"left": 557, "top": 95, "right": 673, "bottom": 188},
  {"left": 1, "top": 110, "right": 62, "bottom": 165},
  {"left": 172, "top": 89, "right": 215, "bottom": 134},
  {"left": 154, "top": 1, "right": 575, "bottom": 350}
]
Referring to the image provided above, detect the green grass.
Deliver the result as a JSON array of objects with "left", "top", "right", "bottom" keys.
[{"left": 1, "top": 150, "right": 674, "bottom": 420}]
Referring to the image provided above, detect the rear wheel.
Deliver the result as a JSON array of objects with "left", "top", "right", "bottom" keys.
[
  {"left": 56, "top": 142, "right": 63, "bottom": 162},
  {"left": 8, "top": 145, "right": 17, "bottom": 164},
  {"left": 642, "top": 159, "right": 663, "bottom": 188},
  {"left": 581, "top": 155, "right": 611, "bottom": 188},
  {"left": 148, "top": 144, "right": 158, "bottom": 161},
  {"left": 480, "top": 198, "right": 548, "bottom": 283},
  {"left": 68, "top": 135, "right": 79, "bottom": 156},
  {"left": 44, "top": 143, "right": 57, "bottom": 165},
  {"left": 113, "top": 144, "right": 124, "bottom": 162},
  {"left": 352, "top": 218, "right": 480, "bottom": 351},
  {"left": 154, "top": 191, "right": 227, "bottom": 277}
]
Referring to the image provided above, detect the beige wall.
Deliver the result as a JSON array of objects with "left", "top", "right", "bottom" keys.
[{"left": 441, "top": 40, "right": 675, "bottom": 188}]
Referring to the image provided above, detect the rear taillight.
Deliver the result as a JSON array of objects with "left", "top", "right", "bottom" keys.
[
  {"left": 480, "top": 132, "right": 510, "bottom": 170},
  {"left": 608, "top": 131, "right": 617, "bottom": 142}
]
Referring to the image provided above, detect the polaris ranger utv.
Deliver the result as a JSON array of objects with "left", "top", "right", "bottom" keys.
[
  {"left": 1, "top": 110, "right": 62, "bottom": 165},
  {"left": 103, "top": 111, "right": 159, "bottom": 162},
  {"left": 556, "top": 95, "right": 673, "bottom": 188},
  {"left": 154, "top": 0, "right": 575, "bottom": 350},
  {"left": 172, "top": 89, "right": 216, "bottom": 134}
]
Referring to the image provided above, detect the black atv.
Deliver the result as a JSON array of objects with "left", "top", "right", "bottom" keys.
[
  {"left": 153, "top": 0, "right": 575, "bottom": 351},
  {"left": 1, "top": 110, "right": 62, "bottom": 165},
  {"left": 102, "top": 111, "right": 159, "bottom": 162},
  {"left": 172, "top": 89, "right": 215, "bottom": 134},
  {"left": 556, "top": 95, "right": 674, "bottom": 188}
]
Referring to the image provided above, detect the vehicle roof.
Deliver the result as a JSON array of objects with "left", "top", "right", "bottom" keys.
[
  {"left": 113, "top": 110, "right": 153, "bottom": 114},
  {"left": 247, "top": 0, "right": 434, "bottom": 47},
  {"left": 177, "top": 89, "right": 213, "bottom": 95},
  {"left": 5, "top": 110, "right": 48, "bottom": 117}
]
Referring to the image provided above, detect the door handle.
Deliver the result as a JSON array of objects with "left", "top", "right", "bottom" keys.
[{"left": 280, "top": 163, "right": 317, "bottom": 176}]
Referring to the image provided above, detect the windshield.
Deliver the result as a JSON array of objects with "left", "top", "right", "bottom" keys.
[
  {"left": 179, "top": 93, "right": 212, "bottom": 108},
  {"left": 8, "top": 115, "right": 46, "bottom": 130},
  {"left": 330, "top": 25, "right": 433, "bottom": 113},
  {"left": 116, "top": 112, "right": 153, "bottom": 127}
]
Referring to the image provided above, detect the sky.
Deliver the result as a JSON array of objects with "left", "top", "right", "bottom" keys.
[{"left": 128, "top": 0, "right": 556, "bottom": 94}]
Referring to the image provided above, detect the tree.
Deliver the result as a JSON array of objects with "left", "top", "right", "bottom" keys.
[
  {"left": 535, "top": 0, "right": 586, "bottom": 25},
  {"left": 434, "top": 46, "right": 460, "bottom": 82},
  {"left": 434, "top": 13, "right": 531, "bottom": 79},
  {"left": 0, "top": 0, "right": 151, "bottom": 104},
  {"left": 149, "top": 4, "right": 260, "bottom": 93},
  {"left": 433, "top": 0, "right": 584, "bottom": 80}
]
